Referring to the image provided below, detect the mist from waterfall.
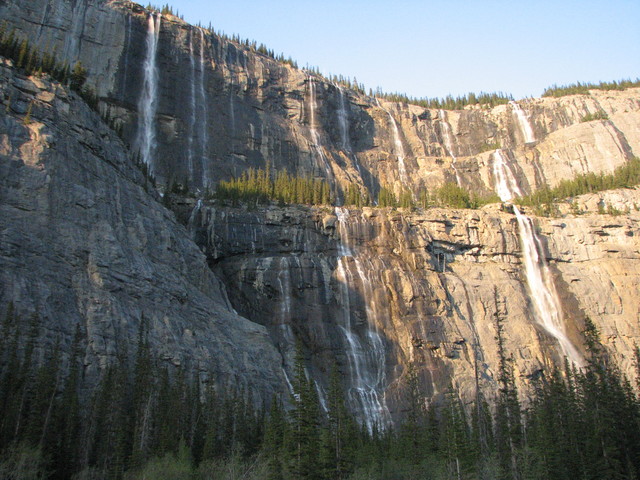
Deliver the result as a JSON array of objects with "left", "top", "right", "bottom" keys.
[
  {"left": 492, "top": 149, "right": 583, "bottom": 366},
  {"left": 136, "top": 13, "right": 161, "bottom": 176}
]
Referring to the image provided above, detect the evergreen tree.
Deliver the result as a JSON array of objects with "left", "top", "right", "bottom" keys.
[
  {"left": 263, "top": 397, "right": 287, "bottom": 480},
  {"left": 492, "top": 288, "right": 523, "bottom": 480},
  {"left": 69, "top": 61, "right": 88, "bottom": 92},
  {"left": 288, "top": 345, "right": 321, "bottom": 479}
]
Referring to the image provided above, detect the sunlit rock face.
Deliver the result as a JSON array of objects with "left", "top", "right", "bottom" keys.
[
  {"left": 187, "top": 198, "right": 640, "bottom": 422},
  {"left": 1, "top": 0, "right": 639, "bottom": 426}
]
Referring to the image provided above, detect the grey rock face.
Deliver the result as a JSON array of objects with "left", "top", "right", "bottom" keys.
[
  {"left": 1, "top": 0, "right": 639, "bottom": 425},
  {"left": 0, "top": 61, "right": 285, "bottom": 400}
]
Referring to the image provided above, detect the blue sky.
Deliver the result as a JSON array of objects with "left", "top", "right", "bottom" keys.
[{"left": 164, "top": 0, "right": 640, "bottom": 100}]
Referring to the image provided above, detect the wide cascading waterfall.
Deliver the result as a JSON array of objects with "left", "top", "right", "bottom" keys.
[
  {"left": 334, "top": 207, "right": 391, "bottom": 432},
  {"left": 510, "top": 101, "right": 536, "bottom": 144},
  {"left": 308, "top": 77, "right": 334, "bottom": 182},
  {"left": 197, "top": 30, "right": 210, "bottom": 189},
  {"left": 439, "top": 109, "right": 462, "bottom": 185},
  {"left": 492, "top": 150, "right": 583, "bottom": 366},
  {"left": 136, "top": 12, "right": 161, "bottom": 176}
]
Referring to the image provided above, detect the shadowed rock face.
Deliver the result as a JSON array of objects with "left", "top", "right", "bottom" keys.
[{"left": 1, "top": 0, "right": 639, "bottom": 425}]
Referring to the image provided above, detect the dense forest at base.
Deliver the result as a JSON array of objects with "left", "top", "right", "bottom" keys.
[{"left": 1, "top": 300, "right": 640, "bottom": 480}]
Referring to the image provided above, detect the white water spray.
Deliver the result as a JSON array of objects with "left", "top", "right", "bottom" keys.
[
  {"left": 137, "top": 13, "right": 161, "bottom": 176},
  {"left": 510, "top": 101, "right": 536, "bottom": 144},
  {"left": 492, "top": 150, "right": 583, "bottom": 366},
  {"left": 335, "top": 207, "right": 392, "bottom": 432},
  {"left": 439, "top": 110, "right": 462, "bottom": 185},
  {"left": 229, "top": 93, "right": 236, "bottom": 133}
]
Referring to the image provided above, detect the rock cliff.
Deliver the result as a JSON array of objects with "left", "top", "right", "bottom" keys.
[
  {"left": 0, "top": 60, "right": 285, "bottom": 400},
  {"left": 1, "top": 0, "right": 638, "bottom": 197},
  {"left": 0, "top": 0, "right": 639, "bottom": 426},
  {"left": 186, "top": 196, "right": 640, "bottom": 424}
]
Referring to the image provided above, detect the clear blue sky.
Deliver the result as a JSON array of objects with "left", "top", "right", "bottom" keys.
[{"left": 164, "top": 0, "right": 640, "bottom": 100}]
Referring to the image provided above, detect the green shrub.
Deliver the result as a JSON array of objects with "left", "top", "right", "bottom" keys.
[{"left": 580, "top": 111, "right": 608, "bottom": 122}]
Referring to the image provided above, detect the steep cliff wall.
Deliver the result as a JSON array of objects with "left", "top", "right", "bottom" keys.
[
  {"left": 187, "top": 196, "right": 640, "bottom": 423},
  {"left": 0, "top": 60, "right": 285, "bottom": 400},
  {"left": 1, "top": 0, "right": 638, "bottom": 199}
]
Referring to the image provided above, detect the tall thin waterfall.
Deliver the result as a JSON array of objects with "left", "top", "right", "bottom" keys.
[
  {"left": 492, "top": 150, "right": 583, "bottom": 366},
  {"left": 439, "top": 110, "right": 462, "bottom": 185},
  {"left": 197, "top": 30, "right": 210, "bottom": 188},
  {"left": 335, "top": 207, "right": 392, "bottom": 432},
  {"left": 308, "top": 77, "right": 334, "bottom": 181},
  {"left": 510, "top": 101, "right": 536, "bottom": 144},
  {"left": 137, "top": 13, "right": 161, "bottom": 176},
  {"left": 186, "top": 30, "right": 196, "bottom": 183},
  {"left": 229, "top": 93, "right": 236, "bottom": 134},
  {"left": 379, "top": 103, "right": 408, "bottom": 186}
]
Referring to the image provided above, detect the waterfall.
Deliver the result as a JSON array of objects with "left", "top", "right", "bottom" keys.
[
  {"left": 378, "top": 103, "right": 408, "bottom": 186},
  {"left": 492, "top": 150, "right": 583, "bottom": 366},
  {"left": 337, "top": 86, "right": 351, "bottom": 152},
  {"left": 510, "top": 101, "right": 536, "bottom": 144},
  {"left": 439, "top": 110, "right": 462, "bottom": 185},
  {"left": 187, "top": 198, "right": 203, "bottom": 231},
  {"left": 186, "top": 30, "right": 196, "bottom": 184},
  {"left": 198, "top": 30, "right": 210, "bottom": 188},
  {"left": 335, "top": 207, "right": 392, "bottom": 432},
  {"left": 308, "top": 77, "right": 334, "bottom": 182},
  {"left": 136, "top": 13, "right": 161, "bottom": 176},
  {"left": 229, "top": 93, "right": 236, "bottom": 134},
  {"left": 492, "top": 149, "right": 522, "bottom": 201}
]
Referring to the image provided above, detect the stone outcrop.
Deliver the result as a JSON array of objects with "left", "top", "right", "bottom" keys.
[{"left": 0, "top": 0, "right": 639, "bottom": 426}]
